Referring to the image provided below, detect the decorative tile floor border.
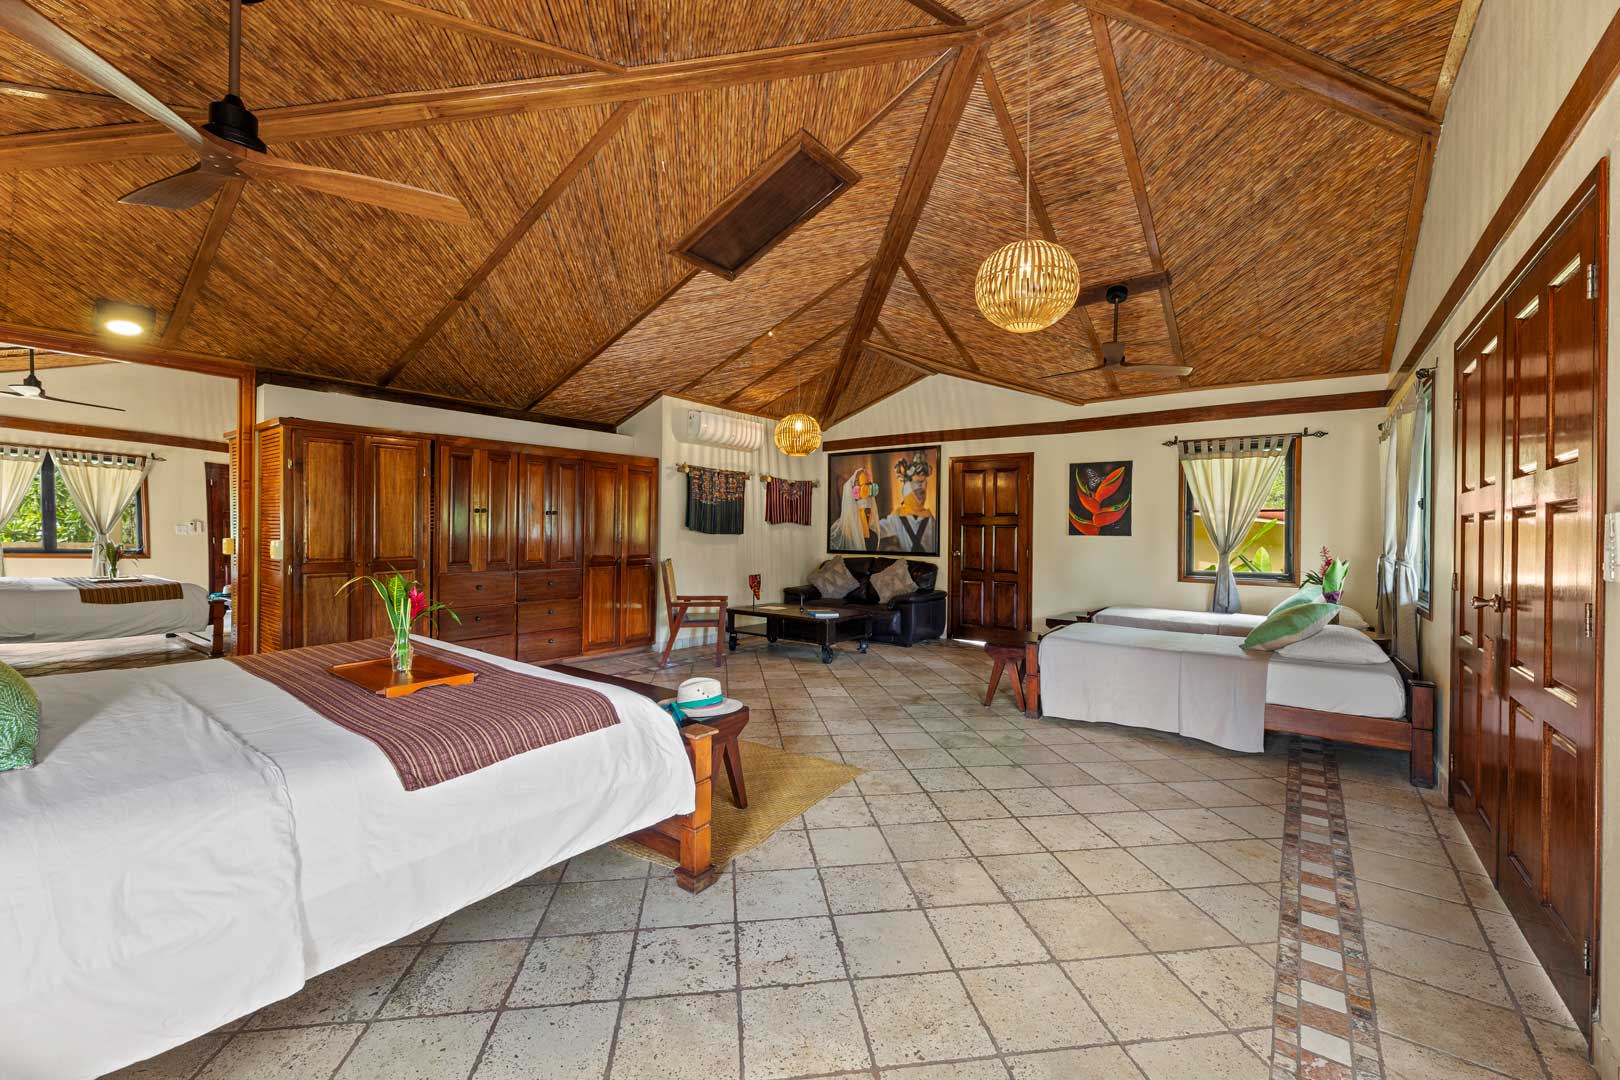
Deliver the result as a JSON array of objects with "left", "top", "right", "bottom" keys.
[{"left": 1273, "top": 737, "right": 1384, "bottom": 1080}]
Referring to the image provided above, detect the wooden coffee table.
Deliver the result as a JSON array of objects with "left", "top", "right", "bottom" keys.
[{"left": 726, "top": 603, "right": 872, "bottom": 664}]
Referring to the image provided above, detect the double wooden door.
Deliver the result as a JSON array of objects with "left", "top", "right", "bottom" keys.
[
  {"left": 1451, "top": 179, "right": 1603, "bottom": 1034},
  {"left": 583, "top": 460, "right": 657, "bottom": 651},
  {"left": 948, "top": 453, "right": 1033, "bottom": 640},
  {"left": 438, "top": 444, "right": 518, "bottom": 574}
]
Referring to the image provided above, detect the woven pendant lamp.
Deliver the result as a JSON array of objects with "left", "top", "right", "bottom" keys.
[
  {"left": 974, "top": 14, "right": 1078, "bottom": 334},
  {"left": 774, "top": 365, "right": 822, "bottom": 456}
]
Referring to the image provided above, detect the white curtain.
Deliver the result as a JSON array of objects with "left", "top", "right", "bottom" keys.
[
  {"left": 50, "top": 450, "right": 153, "bottom": 576},
  {"left": 1179, "top": 435, "right": 1293, "bottom": 614},
  {"left": 1389, "top": 382, "right": 1432, "bottom": 672},
  {"left": 0, "top": 446, "right": 46, "bottom": 577},
  {"left": 1376, "top": 423, "right": 1399, "bottom": 635}
]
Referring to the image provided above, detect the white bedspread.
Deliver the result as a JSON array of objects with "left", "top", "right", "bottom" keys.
[
  {"left": 1091, "top": 606, "right": 1263, "bottom": 637},
  {"left": 0, "top": 637, "right": 695, "bottom": 1079},
  {"left": 1039, "top": 623, "right": 1271, "bottom": 752},
  {"left": 0, "top": 575, "right": 212, "bottom": 643}
]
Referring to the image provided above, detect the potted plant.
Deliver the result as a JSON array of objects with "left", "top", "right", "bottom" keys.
[
  {"left": 1304, "top": 547, "right": 1349, "bottom": 603},
  {"left": 337, "top": 570, "right": 458, "bottom": 674}
]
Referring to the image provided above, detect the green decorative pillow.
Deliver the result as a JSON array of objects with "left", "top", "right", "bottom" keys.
[
  {"left": 0, "top": 660, "right": 39, "bottom": 772},
  {"left": 1242, "top": 600, "right": 1340, "bottom": 653},
  {"left": 1268, "top": 584, "right": 1323, "bottom": 617}
]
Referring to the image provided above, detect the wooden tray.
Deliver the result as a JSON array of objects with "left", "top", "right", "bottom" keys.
[{"left": 329, "top": 654, "right": 477, "bottom": 698}]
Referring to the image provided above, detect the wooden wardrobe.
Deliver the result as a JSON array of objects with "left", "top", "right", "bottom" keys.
[{"left": 252, "top": 418, "right": 656, "bottom": 663}]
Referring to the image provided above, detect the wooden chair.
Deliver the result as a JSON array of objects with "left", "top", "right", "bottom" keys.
[{"left": 661, "top": 559, "right": 727, "bottom": 668}]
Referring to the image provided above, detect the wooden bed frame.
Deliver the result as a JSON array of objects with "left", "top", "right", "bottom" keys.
[
  {"left": 549, "top": 664, "right": 718, "bottom": 892},
  {"left": 167, "top": 596, "right": 229, "bottom": 658},
  {"left": 1020, "top": 642, "right": 1439, "bottom": 788}
]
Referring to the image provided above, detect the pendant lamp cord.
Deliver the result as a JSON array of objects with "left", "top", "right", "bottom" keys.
[{"left": 1023, "top": 10, "right": 1032, "bottom": 240}]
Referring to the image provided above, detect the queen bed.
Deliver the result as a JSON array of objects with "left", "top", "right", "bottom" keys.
[
  {"left": 1033, "top": 622, "right": 1435, "bottom": 786},
  {"left": 0, "top": 575, "right": 225, "bottom": 655},
  {"left": 0, "top": 636, "right": 714, "bottom": 1080}
]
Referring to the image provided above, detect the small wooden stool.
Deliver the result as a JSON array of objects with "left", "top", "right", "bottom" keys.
[{"left": 982, "top": 632, "right": 1042, "bottom": 718}]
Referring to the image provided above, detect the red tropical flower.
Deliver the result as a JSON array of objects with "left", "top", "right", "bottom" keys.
[{"left": 1071, "top": 466, "right": 1130, "bottom": 535}]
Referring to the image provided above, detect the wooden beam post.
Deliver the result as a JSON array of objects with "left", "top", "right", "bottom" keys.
[
  {"left": 344, "top": 0, "right": 625, "bottom": 72},
  {"left": 234, "top": 370, "right": 256, "bottom": 655},
  {"left": 161, "top": 179, "right": 243, "bottom": 348},
  {"left": 824, "top": 40, "right": 982, "bottom": 418},
  {"left": 1081, "top": 0, "right": 1438, "bottom": 138}
]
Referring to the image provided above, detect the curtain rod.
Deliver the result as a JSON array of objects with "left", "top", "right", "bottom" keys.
[
  {"left": 1161, "top": 428, "right": 1327, "bottom": 448},
  {"left": 675, "top": 462, "right": 752, "bottom": 478},
  {"left": 0, "top": 439, "right": 164, "bottom": 463},
  {"left": 757, "top": 473, "right": 819, "bottom": 488}
]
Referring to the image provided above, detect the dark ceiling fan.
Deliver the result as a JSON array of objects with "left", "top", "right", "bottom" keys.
[
  {"left": 1098, "top": 283, "right": 1193, "bottom": 377},
  {"left": 0, "top": 0, "right": 470, "bottom": 224},
  {"left": 0, "top": 350, "right": 126, "bottom": 412}
]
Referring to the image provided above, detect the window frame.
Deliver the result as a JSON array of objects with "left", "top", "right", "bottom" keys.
[
  {"left": 1176, "top": 439, "right": 1302, "bottom": 589},
  {"left": 1415, "top": 380, "right": 1435, "bottom": 619},
  {"left": 1, "top": 455, "right": 151, "bottom": 559}
]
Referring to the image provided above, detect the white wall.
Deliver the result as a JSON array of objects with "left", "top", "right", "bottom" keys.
[
  {"left": 1380, "top": 0, "right": 1620, "bottom": 1065},
  {"left": 0, "top": 361, "right": 232, "bottom": 583},
  {"left": 822, "top": 374, "right": 1387, "bottom": 624},
  {"left": 620, "top": 396, "right": 824, "bottom": 650}
]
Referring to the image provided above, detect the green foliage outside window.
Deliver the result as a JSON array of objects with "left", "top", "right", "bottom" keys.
[{"left": 0, "top": 460, "right": 142, "bottom": 553}]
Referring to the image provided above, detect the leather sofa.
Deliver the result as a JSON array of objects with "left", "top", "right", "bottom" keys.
[{"left": 783, "top": 557, "right": 947, "bottom": 646}]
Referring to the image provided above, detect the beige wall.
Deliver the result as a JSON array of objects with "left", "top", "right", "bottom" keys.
[
  {"left": 1382, "top": 0, "right": 1620, "bottom": 1064},
  {"left": 822, "top": 374, "right": 1387, "bottom": 625},
  {"left": 620, "top": 396, "right": 824, "bottom": 651},
  {"left": 0, "top": 361, "right": 233, "bottom": 583}
]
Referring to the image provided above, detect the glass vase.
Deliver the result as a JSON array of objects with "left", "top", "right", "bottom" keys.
[{"left": 391, "top": 623, "right": 413, "bottom": 674}]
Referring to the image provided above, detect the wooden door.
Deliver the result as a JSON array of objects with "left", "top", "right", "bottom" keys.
[
  {"left": 550, "top": 459, "right": 584, "bottom": 568},
  {"left": 483, "top": 449, "right": 518, "bottom": 573},
  {"left": 358, "top": 436, "right": 431, "bottom": 637},
  {"left": 292, "top": 430, "right": 360, "bottom": 646},
  {"left": 620, "top": 461, "right": 657, "bottom": 646},
  {"left": 949, "top": 453, "right": 1033, "bottom": 640},
  {"left": 517, "top": 453, "right": 550, "bottom": 570},
  {"left": 205, "top": 461, "right": 231, "bottom": 594},
  {"left": 583, "top": 461, "right": 623, "bottom": 650},
  {"left": 1453, "top": 182, "right": 1604, "bottom": 1033},
  {"left": 438, "top": 445, "right": 479, "bottom": 574}
]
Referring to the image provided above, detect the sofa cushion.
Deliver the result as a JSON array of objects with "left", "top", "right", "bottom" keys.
[
  {"left": 904, "top": 560, "right": 938, "bottom": 591},
  {"left": 808, "top": 557, "right": 859, "bottom": 600},
  {"left": 870, "top": 558, "right": 917, "bottom": 604}
]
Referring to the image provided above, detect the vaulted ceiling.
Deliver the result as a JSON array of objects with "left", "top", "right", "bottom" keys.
[{"left": 0, "top": 0, "right": 1479, "bottom": 430}]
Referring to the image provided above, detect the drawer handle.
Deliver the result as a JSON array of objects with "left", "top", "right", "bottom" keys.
[
  {"left": 547, "top": 580, "right": 556, "bottom": 587},
  {"left": 547, "top": 608, "right": 556, "bottom": 615},
  {"left": 548, "top": 638, "right": 556, "bottom": 645},
  {"left": 474, "top": 583, "right": 484, "bottom": 591},
  {"left": 473, "top": 615, "right": 483, "bottom": 623}
]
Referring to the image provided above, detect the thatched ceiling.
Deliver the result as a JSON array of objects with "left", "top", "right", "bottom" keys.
[{"left": 0, "top": 0, "right": 1478, "bottom": 429}]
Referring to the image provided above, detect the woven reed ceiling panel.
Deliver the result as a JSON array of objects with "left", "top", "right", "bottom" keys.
[{"left": 0, "top": 0, "right": 1479, "bottom": 425}]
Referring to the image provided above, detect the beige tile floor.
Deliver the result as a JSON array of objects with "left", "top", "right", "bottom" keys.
[{"left": 106, "top": 634, "right": 1591, "bottom": 1080}]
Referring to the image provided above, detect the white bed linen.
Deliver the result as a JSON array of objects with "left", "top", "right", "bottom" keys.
[
  {"left": 0, "top": 637, "right": 695, "bottom": 1079},
  {"left": 1039, "top": 623, "right": 1271, "bottom": 752},
  {"left": 0, "top": 575, "right": 211, "bottom": 643},
  {"left": 1091, "top": 606, "right": 1263, "bottom": 637},
  {"left": 1267, "top": 655, "right": 1406, "bottom": 719}
]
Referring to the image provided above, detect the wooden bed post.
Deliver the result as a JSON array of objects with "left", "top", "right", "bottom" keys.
[
  {"left": 1023, "top": 638, "right": 1040, "bottom": 720},
  {"left": 1407, "top": 675, "right": 1438, "bottom": 788},
  {"left": 620, "top": 720, "right": 718, "bottom": 892},
  {"left": 209, "top": 598, "right": 227, "bottom": 658}
]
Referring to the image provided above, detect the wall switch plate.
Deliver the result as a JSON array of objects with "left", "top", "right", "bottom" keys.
[
  {"left": 269, "top": 538, "right": 284, "bottom": 561},
  {"left": 1605, "top": 512, "right": 1620, "bottom": 582}
]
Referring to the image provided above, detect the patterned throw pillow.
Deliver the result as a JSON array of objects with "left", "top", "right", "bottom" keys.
[
  {"left": 807, "top": 557, "right": 860, "bottom": 600},
  {"left": 869, "top": 559, "right": 917, "bottom": 605},
  {"left": 1241, "top": 600, "right": 1339, "bottom": 653},
  {"left": 0, "top": 660, "right": 39, "bottom": 772},
  {"left": 1267, "top": 584, "right": 1323, "bottom": 617}
]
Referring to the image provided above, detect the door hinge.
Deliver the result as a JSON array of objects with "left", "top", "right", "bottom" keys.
[
  {"left": 1453, "top": 388, "right": 1462, "bottom": 410},
  {"left": 1586, "top": 602, "right": 1596, "bottom": 638},
  {"left": 1452, "top": 571, "right": 1460, "bottom": 593},
  {"left": 1584, "top": 938, "right": 1592, "bottom": 975},
  {"left": 1590, "top": 262, "right": 1601, "bottom": 301}
]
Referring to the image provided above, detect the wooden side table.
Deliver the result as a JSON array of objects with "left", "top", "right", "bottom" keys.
[
  {"left": 1044, "top": 610, "right": 1095, "bottom": 630},
  {"left": 982, "top": 631, "right": 1042, "bottom": 719}
]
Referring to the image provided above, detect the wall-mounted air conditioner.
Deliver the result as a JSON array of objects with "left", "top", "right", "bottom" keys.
[{"left": 683, "top": 410, "right": 763, "bottom": 451}]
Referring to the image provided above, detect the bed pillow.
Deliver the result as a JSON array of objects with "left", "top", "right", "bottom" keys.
[
  {"left": 1242, "top": 600, "right": 1339, "bottom": 652},
  {"left": 1336, "top": 605, "right": 1373, "bottom": 631},
  {"left": 1276, "top": 625, "right": 1388, "bottom": 665},
  {"left": 0, "top": 660, "right": 39, "bottom": 772},
  {"left": 870, "top": 558, "right": 917, "bottom": 604},
  {"left": 807, "top": 557, "right": 860, "bottom": 600},
  {"left": 1268, "top": 584, "right": 1323, "bottom": 617}
]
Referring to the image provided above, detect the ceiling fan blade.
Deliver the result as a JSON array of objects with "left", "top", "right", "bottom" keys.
[
  {"left": 221, "top": 137, "right": 470, "bottom": 225},
  {"left": 38, "top": 392, "right": 126, "bottom": 412},
  {"left": 0, "top": 0, "right": 204, "bottom": 153},
  {"left": 118, "top": 163, "right": 231, "bottom": 210},
  {"left": 1118, "top": 363, "right": 1194, "bottom": 377}
]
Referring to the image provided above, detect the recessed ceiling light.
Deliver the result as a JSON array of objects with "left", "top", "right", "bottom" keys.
[{"left": 94, "top": 299, "right": 155, "bottom": 338}]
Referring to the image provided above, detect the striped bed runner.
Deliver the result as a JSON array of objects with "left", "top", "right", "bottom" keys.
[
  {"left": 230, "top": 639, "right": 620, "bottom": 790},
  {"left": 56, "top": 577, "right": 184, "bottom": 604}
]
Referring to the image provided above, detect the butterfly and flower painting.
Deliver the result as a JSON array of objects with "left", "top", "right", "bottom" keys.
[{"left": 1068, "top": 461, "right": 1132, "bottom": 536}]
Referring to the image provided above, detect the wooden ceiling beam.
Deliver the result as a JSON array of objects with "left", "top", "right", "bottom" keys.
[
  {"left": 726, "top": 319, "right": 853, "bottom": 408},
  {"left": 256, "top": 370, "right": 616, "bottom": 432},
  {"left": 1377, "top": 134, "right": 1435, "bottom": 372},
  {"left": 1429, "top": 0, "right": 1483, "bottom": 120},
  {"left": 1080, "top": 0, "right": 1438, "bottom": 138},
  {"left": 0, "top": 80, "right": 204, "bottom": 117},
  {"left": 379, "top": 101, "right": 637, "bottom": 388},
  {"left": 0, "top": 320, "right": 251, "bottom": 378},
  {"left": 902, "top": 0, "right": 967, "bottom": 27},
  {"left": 899, "top": 258, "right": 977, "bottom": 372},
  {"left": 0, "top": 23, "right": 976, "bottom": 173},
  {"left": 344, "top": 0, "right": 624, "bottom": 72},
  {"left": 823, "top": 41, "right": 982, "bottom": 418},
  {"left": 0, "top": 414, "right": 228, "bottom": 454},
  {"left": 862, "top": 336, "right": 1089, "bottom": 406},
  {"left": 160, "top": 179, "right": 243, "bottom": 348}
]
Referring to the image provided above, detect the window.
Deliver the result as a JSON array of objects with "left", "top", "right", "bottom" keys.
[
  {"left": 0, "top": 456, "right": 147, "bottom": 555},
  {"left": 1179, "top": 442, "right": 1300, "bottom": 585}
]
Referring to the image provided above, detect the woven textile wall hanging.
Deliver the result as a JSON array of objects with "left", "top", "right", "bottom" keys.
[{"left": 685, "top": 466, "right": 748, "bottom": 534}]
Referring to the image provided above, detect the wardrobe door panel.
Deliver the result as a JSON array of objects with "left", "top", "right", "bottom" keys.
[
  {"left": 585, "top": 462, "right": 622, "bottom": 564},
  {"left": 484, "top": 449, "right": 519, "bottom": 573},
  {"left": 550, "top": 459, "right": 584, "bottom": 569},
  {"left": 517, "top": 454, "right": 550, "bottom": 570},
  {"left": 583, "top": 563, "right": 621, "bottom": 650},
  {"left": 624, "top": 463, "right": 655, "bottom": 562},
  {"left": 439, "top": 445, "right": 479, "bottom": 574}
]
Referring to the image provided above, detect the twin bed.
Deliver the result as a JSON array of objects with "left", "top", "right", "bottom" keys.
[
  {"left": 0, "top": 637, "right": 714, "bottom": 1080},
  {"left": 0, "top": 575, "right": 226, "bottom": 656},
  {"left": 1034, "top": 606, "right": 1436, "bottom": 786}
]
